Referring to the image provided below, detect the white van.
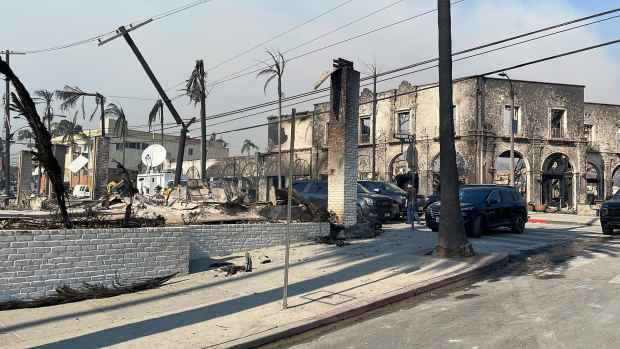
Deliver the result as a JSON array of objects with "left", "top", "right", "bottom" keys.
[{"left": 72, "top": 185, "right": 90, "bottom": 198}]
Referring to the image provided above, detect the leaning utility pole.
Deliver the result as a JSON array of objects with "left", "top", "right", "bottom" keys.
[
  {"left": 197, "top": 60, "right": 208, "bottom": 182},
  {"left": 99, "top": 21, "right": 195, "bottom": 186},
  {"left": 1, "top": 50, "right": 25, "bottom": 196},
  {"left": 436, "top": 0, "right": 473, "bottom": 257}
]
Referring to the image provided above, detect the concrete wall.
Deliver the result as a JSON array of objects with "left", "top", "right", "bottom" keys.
[{"left": 1, "top": 222, "right": 328, "bottom": 301}]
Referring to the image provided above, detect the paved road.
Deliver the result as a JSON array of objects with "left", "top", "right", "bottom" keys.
[{"left": 278, "top": 224, "right": 620, "bottom": 349}]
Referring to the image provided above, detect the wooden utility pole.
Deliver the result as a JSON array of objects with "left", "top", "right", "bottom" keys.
[
  {"left": 100, "top": 22, "right": 195, "bottom": 185},
  {"left": 282, "top": 108, "right": 296, "bottom": 309},
  {"left": 198, "top": 60, "right": 208, "bottom": 182},
  {"left": 2, "top": 50, "right": 25, "bottom": 196},
  {"left": 436, "top": 0, "right": 473, "bottom": 257}
]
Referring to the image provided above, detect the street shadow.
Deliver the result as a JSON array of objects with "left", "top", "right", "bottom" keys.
[
  {"left": 28, "top": 248, "right": 437, "bottom": 349},
  {"left": 3, "top": 241, "right": 362, "bottom": 333}
]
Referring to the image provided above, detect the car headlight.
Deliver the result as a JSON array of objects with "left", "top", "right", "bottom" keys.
[{"left": 601, "top": 207, "right": 609, "bottom": 216}]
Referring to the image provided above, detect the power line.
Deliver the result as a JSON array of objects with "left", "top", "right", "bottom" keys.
[
  {"left": 208, "top": 0, "right": 467, "bottom": 88},
  {"left": 195, "top": 37, "right": 620, "bottom": 138},
  {"left": 162, "top": 0, "right": 406, "bottom": 92},
  {"left": 123, "top": 12, "right": 620, "bottom": 135},
  {"left": 206, "top": 0, "right": 355, "bottom": 73},
  {"left": 18, "top": 0, "right": 218, "bottom": 54},
  {"left": 198, "top": 8, "right": 620, "bottom": 123},
  {"left": 203, "top": 0, "right": 407, "bottom": 84}
]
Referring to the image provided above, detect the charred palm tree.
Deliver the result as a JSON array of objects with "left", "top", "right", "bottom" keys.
[
  {"left": 436, "top": 0, "right": 473, "bottom": 257},
  {"left": 257, "top": 50, "right": 285, "bottom": 189},
  {"left": 0, "top": 58, "right": 72, "bottom": 228},
  {"left": 148, "top": 99, "right": 164, "bottom": 146},
  {"left": 55, "top": 86, "right": 106, "bottom": 137},
  {"left": 112, "top": 160, "right": 137, "bottom": 227},
  {"left": 54, "top": 113, "right": 87, "bottom": 158},
  {"left": 106, "top": 103, "right": 128, "bottom": 166},
  {"left": 241, "top": 139, "right": 259, "bottom": 156},
  {"left": 186, "top": 60, "right": 208, "bottom": 182}
]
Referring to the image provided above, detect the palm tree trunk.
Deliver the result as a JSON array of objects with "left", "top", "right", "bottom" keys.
[
  {"left": 277, "top": 76, "right": 282, "bottom": 189},
  {"left": 45, "top": 115, "right": 51, "bottom": 197},
  {"left": 122, "top": 133, "right": 126, "bottom": 167},
  {"left": 436, "top": 0, "right": 473, "bottom": 257}
]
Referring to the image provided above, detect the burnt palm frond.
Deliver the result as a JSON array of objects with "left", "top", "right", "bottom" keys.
[
  {"left": 55, "top": 86, "right": 87, "bottom": 112},
  {"left": 148, "top": 100, "right": 163, "bottom": 132},
  {"left": 106, "top": 103, "right": 128, "bottom": 138},
  {"left": 185, "top": 65, "right": 207, "bottom": 106},
  {"left": 241, "top": 139, "right": 259, "bottom": 155},
  {"left": 9, "top": 95, "right": 27, "bottom": 117},
  {"left": 257, "top": 50, "right": 285, "bottom": 95}
]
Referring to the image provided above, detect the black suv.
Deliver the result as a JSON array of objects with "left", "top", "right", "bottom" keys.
[
  {"left": 600, "top": 192, "right": 620, "bottom": 235},
  {"left": 425, "top": 185, "right": 528, "bottom": 237},
  {"left": 358, "top": 180, "right": 407, "bottom": 218},
  {"left": 293, "top": 180, "right": 398, "bottom": 222}
]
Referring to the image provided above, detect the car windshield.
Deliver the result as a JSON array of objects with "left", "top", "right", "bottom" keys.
[
  {"left": 459, "top": 188, "right": 491, "bottom": 204},
  {"left": 360, "top": 181, "right": 406, "bottom": 195}
]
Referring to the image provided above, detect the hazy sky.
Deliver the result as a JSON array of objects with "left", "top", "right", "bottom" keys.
[{"left": 2, "top": 0, "right": 620, "bottom": 155}]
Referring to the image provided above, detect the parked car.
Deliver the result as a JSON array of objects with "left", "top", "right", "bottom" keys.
[
  {"left": 358, "top": 180, "right": 406, "bottom": 219},
  {"left": 600, "top": 192, "right": 620, "bottom": 235},
  {"left": 293, "top": 180, "right": 398, "bottom": 222},
  {"left": 425, "top": 185, "right": 527, "bottom": 238}
]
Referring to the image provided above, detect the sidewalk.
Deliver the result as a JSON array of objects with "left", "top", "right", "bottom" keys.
[
  {"left": 0, "top": 225, "right": 506, "bottom": 349},
  {"left": 528, "top": 212, "right": 600, "bottom": 226}
]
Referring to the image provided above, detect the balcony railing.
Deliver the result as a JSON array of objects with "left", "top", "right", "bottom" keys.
[{"left": 550, "top": 128, "right": 564, "bottom": 139}]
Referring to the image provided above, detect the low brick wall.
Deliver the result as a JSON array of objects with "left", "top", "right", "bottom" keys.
[
  {"left": 189, "top": 222, "right": 330, "bottom": 260},
  {"left": 0, "top": 228, "right": 190, "bottom": 301},
  {"left": 0, "top": 222, "right": 328, "bottom": 301}
]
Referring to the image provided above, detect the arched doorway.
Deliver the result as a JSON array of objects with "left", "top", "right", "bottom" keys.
[
  {"left": 542, "top": 153, "right": 573, "bottom": 209},
  {"left": 585, "top": 162, "right": 603, "bottom": 204},
  {"left": 389, "top": 148, "right": 419, "bottom": 190},
  {"left": 185, "top": 166, "right": 200, "bottom": 179},
  {"left": 612, "top": 166, "right": 620, "bottom": 196},
  {"left": 494, "top": 151, "right": 528, "bottom": 200},
  {"left": 431, "top": 153, "right": 466, "bottom": 193}
]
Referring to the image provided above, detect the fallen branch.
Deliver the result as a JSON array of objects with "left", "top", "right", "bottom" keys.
[{"left": 0, "top": 273, "right": 178, "bottom": 311}]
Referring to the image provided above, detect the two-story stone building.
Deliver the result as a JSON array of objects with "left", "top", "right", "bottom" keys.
[{"left": 266, "top": 76, "right": 620, "bottom": 214}]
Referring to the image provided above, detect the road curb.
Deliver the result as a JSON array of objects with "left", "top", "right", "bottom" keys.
[
  {"left": 223, "top": 252, "right": 509, "bottom": 349},
  {"left": 528, "top": 218, "right": 598, "bottom": 226}
]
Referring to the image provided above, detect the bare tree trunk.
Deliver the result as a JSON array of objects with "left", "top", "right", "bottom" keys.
[
  {"left": 436, "top": 0, "right": 473, "bottom": 257},
  {"left": 0, "top": 58, "right": 72, "bottom": 228}
]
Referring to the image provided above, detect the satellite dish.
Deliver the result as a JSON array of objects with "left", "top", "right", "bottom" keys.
[{"left": 141, "top": 144, "right": 167, "bottom": 168}]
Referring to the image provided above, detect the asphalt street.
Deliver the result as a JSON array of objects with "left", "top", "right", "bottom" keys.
[{"left": 275, "top": 223, "right": 620, "bottom": 349}]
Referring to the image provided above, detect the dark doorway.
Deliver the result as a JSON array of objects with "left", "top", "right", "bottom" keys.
[{"left": 542, "top": 153, "right": 573, "bottom": 209}]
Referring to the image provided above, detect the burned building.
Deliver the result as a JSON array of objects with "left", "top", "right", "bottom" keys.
[{"left": 266, "top": 76, "right": 620, "bottom": 214}]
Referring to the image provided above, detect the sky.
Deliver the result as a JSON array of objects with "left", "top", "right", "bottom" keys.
[{"left": 1, "top": 0, "right": 620, "bottom": 156}]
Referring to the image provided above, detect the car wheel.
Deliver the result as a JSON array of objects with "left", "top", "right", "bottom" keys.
[
  {"left": 602, "top": 224, "right": 614, "bottom": 235},
  {"left": 511, "top": 215, "right": 526, "bottom": 234},
  {"left": 468, "top": 216, "right": 484, "bottom": 238},
  {"left": 431, "top": 226, "right": 438, "bottom": 232}
]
